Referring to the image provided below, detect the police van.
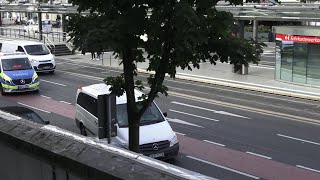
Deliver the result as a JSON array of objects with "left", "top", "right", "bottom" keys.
[
  {"left": 0, "top": 53, "right": 39, "bottom": 95},
  {"left": 75, "top": 83, "right": 179, "bottom": 160},
  {"left": 1, "top": 40, "right": 55, "bottom": 73}
]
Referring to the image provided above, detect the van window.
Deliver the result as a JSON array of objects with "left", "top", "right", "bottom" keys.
[
  {"left": 17, "top": 46, "right": 24, "bottom": 53},
  {"left": 77, "top": 92, "right": 98, "bottom": 117},
  {"left": 116, "top": 102, "right": 165, "bottom": 127},
  {"left": 1, "top": 58, "right": 32, "bottom": 71},
  {"left": 24, "top": 44, "right": 50, "bottom": 55}
]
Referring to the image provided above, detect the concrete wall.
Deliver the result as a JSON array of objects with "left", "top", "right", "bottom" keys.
[{"left": 0, "top": 113, "right": 215, "bottom": 180}]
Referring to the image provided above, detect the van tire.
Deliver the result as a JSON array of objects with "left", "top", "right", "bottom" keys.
[
  {"left": 80, "top": 124, "right": 87, "bottom": 136},
  {"left": 0, "top": 84, "right": 6, "bottom": 96},
  {"left": 49, "top": 71, "right": 54, "bottom": 74}
]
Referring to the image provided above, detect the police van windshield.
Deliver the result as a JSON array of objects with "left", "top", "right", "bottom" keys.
[
  {"left": 1, "top": 58, "right": 32, "bottom": 71},
  {"left": 116, "top": 102, "right": 165, "bottom": 127},
  {"left": 24, "top": 45, "right": 50, "bottom": 55}
]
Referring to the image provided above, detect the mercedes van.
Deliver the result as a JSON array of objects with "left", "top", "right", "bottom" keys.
[
  {"left": 0, "top": 53, "right": 39, "bottom": 95},
  {"left": 1, "top": 40, "right": 55, "bottom": 73},
  {"left": 75, "top": 83, "right": 179, "bottom": 160}
]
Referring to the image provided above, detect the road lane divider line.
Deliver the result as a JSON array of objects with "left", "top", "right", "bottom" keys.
[
  {"left": 168, "top": 91, "right": 320, "bottom": 125},
  {"left": 167, "top": 117, "right": 204, "bottom": 128},
  {"left": 171, "top": 101, "right": 249, "bottom": 119},
  {"left": 17, "top": 102, "right": 51, "bottom": 114},
  {"left": 41, "top": 79, "right": 66, "bottom": 87},
  {"left": 246, "top": 152, "right": 272, "bottom": 160},
  {"left": 60, "top": 101, "right": 72, "bottom": 105},
  {"left": 169, "top": 109, "right": 219, "bottom": 122},
  {"left": 55, "top": 68, "right": 320, "bottom": 125},
  {"left": 174, "top": 132, "right": 185, "bottom": 136},
  {"left": 203, "top": 140, "right": 225, "bottom": 147},
  {"left": 277, "top": 134, "right": 320, "bottom": 146},
  {"left": 296, "top": 165, "right": 320, "bottom": 174},
  {"left": 186, "top": 156, "right": 260, "bottom": 179},
  {"left": 40, "top": 95, "right": 51, "bottom": 99}
]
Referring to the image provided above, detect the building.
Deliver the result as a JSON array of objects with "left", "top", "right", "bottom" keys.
[{"left": 274, "top": 26, "right": 320, "bottom": 86}]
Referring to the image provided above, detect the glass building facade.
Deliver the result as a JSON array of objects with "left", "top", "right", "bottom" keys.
[{"left": 274, "top": 30, "right": 320, "bottom": 86}]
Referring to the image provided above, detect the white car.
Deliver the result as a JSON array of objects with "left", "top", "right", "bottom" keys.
[{"left": 75, "top": 83, "right": 179, "bottom": 160}]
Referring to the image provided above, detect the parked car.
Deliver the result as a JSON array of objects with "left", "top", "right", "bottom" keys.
[
  {"left": 0, "top": 106, "right": 49, "bottom": 125},
  {"left": 75, "top": 83, "right": 179, "bottom": 160}
]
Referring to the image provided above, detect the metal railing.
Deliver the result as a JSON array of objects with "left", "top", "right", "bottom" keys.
[
  {"left": 0, "top": 27, "right": 69, "bottom": 44},
  {"left": 42, "top": 34, "right": 55, "bottom": 53}
]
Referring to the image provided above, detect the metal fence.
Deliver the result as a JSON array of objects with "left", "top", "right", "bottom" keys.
[{"left": 0, "top": 27, "right": 68, "bottom": 43}]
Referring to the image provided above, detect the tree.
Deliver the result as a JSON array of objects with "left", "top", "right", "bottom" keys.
[{"left": 67, "top": 0, "right": 265, "bottom": 153}]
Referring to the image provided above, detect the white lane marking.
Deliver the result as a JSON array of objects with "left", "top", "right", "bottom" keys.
[
  {"left": 169, "top": 109, "right": 219, "bottom": 122},
  {"left": 277, "top": 134, "right": 320, "bottom": 146},
  {"left": 56, "top": 70, "right": 103, "bottom": 81},
  {"left": 166, "top": 117, "right": 204, "bottom": 128},
  {"left": 187, "top": 156, "right": 260, "bottom": 179},
  {"left": 41, "top": 79, "right": 66, "bottom": 87},
  {"left": 203, "top": 140, "right": 225, "bottom": 147},
  {"left": 60, "top": 101, "right": 72, "bottom": 105},
  {"left": 58, "top": 62, "right": 318, "bottom": 106},
  {"left": 296, "top": 165, "right": 320, "bottom": 174},
  {"left": 174, "top": 132, "right": 185, "bottom": 136},
  {"left": 246, "top": 152, "right": 272, "bottom": 160},
  {"left": 18, "top": 102, "right": 51, "bottom": 114},
  {"left": 171, "top": 101, "right": 250, "bottom": 119},
  {"left": 40, "top": 95, "right": 51, "bottom": 99}
]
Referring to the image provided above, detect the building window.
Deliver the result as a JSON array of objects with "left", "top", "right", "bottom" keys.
[
  {"left": 292, "top": 43, "right": 307, "bottom": 84},
  {"left": 280, "top": 41, "right": 293, "bottom": 82},
  {"left": 307, "top": 44, "right": 320, "bottom": 85}
]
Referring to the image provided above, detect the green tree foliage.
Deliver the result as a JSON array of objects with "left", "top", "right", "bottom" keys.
[{"left": 67, "top": 0, "right": 265, "bottom": 153}]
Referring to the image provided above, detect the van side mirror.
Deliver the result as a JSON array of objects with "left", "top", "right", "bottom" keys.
[{"left": 163, "top": 112, "right": 167, "bottom": 117}]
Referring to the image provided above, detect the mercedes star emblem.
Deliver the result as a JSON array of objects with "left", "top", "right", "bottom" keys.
[
  {"left": 20, "top": 79, "right": 25, "bottom": 84},
  {"left": 152, "top": 143, "right": 159, "bottom": 151}
]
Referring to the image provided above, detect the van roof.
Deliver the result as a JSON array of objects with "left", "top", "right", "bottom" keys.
[
  {"left": 3, "top": 40, "right": 44, "bottom": 46},
  {"left": 0, "top": 52, "right": 28, "bottom": 59},
  {"left": 81, "top": 83, "right": 144, "bottom": 104}
]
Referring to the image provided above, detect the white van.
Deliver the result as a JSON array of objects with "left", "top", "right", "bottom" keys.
[
  {"left": 1, "top": 41, "right": 55, "bottom": 73},
  {"left": 75, "top": 83, "right": 179, "bottom": 160}
]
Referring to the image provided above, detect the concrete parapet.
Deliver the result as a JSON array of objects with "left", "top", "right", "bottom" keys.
[{"left": 0, "top": 116, "right": 215, "bottom": 180}]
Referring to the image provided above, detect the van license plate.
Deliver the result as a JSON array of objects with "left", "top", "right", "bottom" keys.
[
  {"left": 43, "top": 66, "right": 51, "bottom": 69},
  {"left": 18, "top": 85, "right": 29, "bottom": 89},
  {"left": 149, "top": 152, "right": 164, "bottom": 158}
]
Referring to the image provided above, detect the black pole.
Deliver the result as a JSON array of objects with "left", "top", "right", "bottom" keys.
[
  {"left": 38, "top": 11, "right": 42, "bottom": 41},
  {"left": 62, "top": 14, "right": 66, "bottom": 41},
  {"left": 97, "top": 95, "right": 107, "bottom": 139}
]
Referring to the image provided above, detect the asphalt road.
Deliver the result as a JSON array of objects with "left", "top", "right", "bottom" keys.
[{"left": 0, "top": 57, "right": 320, "bottom": 180}]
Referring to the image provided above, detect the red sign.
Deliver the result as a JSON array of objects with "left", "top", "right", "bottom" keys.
[{"left": 276, "top": 34, "right": 320, "bottom": 44}]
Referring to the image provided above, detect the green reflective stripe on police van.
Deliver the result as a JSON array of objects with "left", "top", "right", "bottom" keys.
[
  {"left": 30, "top": 82, "right": 40, "bottom": 87},
  {"left": 2, "top": 84, "right": 17, "bottom": 89},
  {"left": 0, "top": 72, "right": 12, "bottom": 81}
]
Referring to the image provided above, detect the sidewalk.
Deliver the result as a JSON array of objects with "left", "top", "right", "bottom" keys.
[{"left": 57, "top": 51, "right": 320, "bottom": 101}]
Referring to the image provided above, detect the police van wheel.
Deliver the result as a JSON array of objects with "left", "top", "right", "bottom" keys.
[
  {"left": 80, "top": 124, "right": 87, "bottom": 136},
  {"left": 49, "top": 71, "right": 54, "bottom": 74},
  {"left": 0, "top": 84, "right": 6, "bottom": 96}
]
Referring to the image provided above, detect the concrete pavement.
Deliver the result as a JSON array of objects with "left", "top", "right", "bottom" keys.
[{"left": 57, "top": 50, "right": 320, "bottom": 101}]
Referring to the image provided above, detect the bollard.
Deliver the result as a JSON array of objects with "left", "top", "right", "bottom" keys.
[
  {"left": 110, "top": 55, "right": 112, "bottom": 67},
  {"left": 241, "top": 64, "right": 248, "bottom": 75}
]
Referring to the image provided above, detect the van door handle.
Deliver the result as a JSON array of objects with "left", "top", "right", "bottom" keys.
[{"left": 95, "top": 121, "right": 98, "bottom": 124}]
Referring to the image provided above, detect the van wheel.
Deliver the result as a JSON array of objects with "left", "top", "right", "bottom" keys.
[
  {"left": 49, "top": 71, "right": 54, "bottom": 74},
  {"left": 80, "top": 124, "right": 87, "bottom": 136},
  {"left": 0, "top": 84, "right": 6, "bottom": 96}
]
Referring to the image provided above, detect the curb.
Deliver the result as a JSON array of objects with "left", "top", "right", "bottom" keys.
[{"left": 137, "top": 68, "right": 320, "bottom": 101}]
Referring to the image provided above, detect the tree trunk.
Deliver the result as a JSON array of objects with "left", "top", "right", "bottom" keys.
[{"left": 122, "top": 48, "right": 140, "bottom": 153}]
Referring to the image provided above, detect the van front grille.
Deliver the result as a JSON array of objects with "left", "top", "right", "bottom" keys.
[
  {"left": 140, "top": 140, "right": 169, "bottom": 153},
  {"left": 12, "top": 78, "right": 32, "bottom": 85}
]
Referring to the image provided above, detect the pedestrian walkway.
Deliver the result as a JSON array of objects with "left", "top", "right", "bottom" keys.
[{"left": 57, "top": 50, "right": 320, "bottom": 101}]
